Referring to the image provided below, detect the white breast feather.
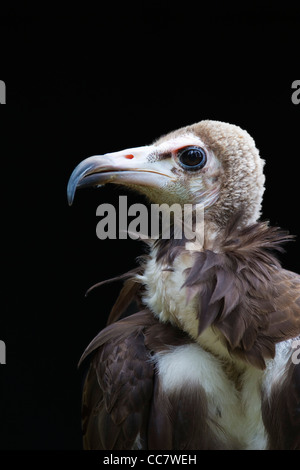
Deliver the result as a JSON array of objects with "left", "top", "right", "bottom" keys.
[{"left": 155, "top": 344, "right": 267, "bottom": 449}]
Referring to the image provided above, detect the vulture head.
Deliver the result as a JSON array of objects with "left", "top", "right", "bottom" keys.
[
  {"left": 67, "top": 120, "right": 265, "bottom": 230},
  {"left": 67, "top": 120, "right": 274, "bottom": 361}
]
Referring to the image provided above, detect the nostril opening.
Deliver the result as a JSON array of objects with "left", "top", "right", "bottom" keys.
[{"left": 125, "top": 154, "right": 134, "bottom": 159}]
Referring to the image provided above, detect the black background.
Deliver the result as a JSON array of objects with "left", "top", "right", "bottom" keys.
[{"left": 0, "top": 2, "right": 299, "bottom": 452}]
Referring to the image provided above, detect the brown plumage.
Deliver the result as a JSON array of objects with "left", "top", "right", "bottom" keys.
[
  {"left": 68, "top": 120, "right": 300, "bottom": 449},
  {"left": 80, "top": 310, "right": 191, "bottom": 449},
  {"left": 79, "top": 216, "right": 300, "bottom": 449}
]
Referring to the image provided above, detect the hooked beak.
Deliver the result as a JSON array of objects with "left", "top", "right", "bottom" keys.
[{"left": 67, "top": 145, "right": 175, "bottom": 205}]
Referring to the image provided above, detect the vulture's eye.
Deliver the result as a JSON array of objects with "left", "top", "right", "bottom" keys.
[{"left": 178, "top": 146, "right": 207, "bottom": 171}]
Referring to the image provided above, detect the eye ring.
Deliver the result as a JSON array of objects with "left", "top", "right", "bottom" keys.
[{"left": 177, "top": 146, "right": 207, "bottom": 171}]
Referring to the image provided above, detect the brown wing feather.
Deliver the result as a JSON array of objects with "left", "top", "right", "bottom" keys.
[
  {"left": 264, "top": 269, "right": 300, "bottom": 341},
  {"left": 81, "top": 362, "right": 104, "bottom": 449},
  {"left": 80, "top": 308, "right": 194, "bottom": 450},
  {"left": 106, "top": 276, "right": 143, "bottom": 325},
  {"left": 262, "top": 356, "right": 300, "bottom": 449},
  {"left": 79, "top": 310, "right": 155, "bottom": 366},
  {"left": 81, "top": 317, "right": 154, "bottom": 450}
]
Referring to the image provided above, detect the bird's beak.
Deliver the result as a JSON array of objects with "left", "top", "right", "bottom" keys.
[{"left": 67, "top": 145, "right": 175, "bottom": 205}]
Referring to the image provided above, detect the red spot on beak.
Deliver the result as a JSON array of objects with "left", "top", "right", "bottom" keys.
[{"left": 125, "top": 154, "right": 134, "bottom": 159}]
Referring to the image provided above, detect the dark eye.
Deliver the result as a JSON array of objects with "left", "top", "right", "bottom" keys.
[{"left": 178, "top": 146, "right": 207, "bottom": 171}]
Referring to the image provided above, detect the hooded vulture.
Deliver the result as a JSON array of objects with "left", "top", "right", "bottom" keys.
[{"left": 67, "top": 120, "right": 300, "bottom": 450}]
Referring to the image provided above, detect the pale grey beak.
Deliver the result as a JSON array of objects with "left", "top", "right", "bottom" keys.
[{"left": 67, "top": 145, "right": 175, "bottom": 205}]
